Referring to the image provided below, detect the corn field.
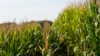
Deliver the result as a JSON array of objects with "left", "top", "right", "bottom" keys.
[{"left": 0, "top": 0, "right": 100, "bottom": 56}]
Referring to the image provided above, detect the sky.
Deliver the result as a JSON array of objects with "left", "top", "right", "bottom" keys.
[{"left": 0, "top": 0, "right": 84, "bottom": 23}]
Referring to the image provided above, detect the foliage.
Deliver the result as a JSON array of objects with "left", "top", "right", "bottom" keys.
[
  {"left": 52, "top": 0, "right": 100, "bottom": 56},
  {"left": 0, "top": 0, "right": 100, "bottom": 56},
  {"left": 0, "top": 23, "right": 43, "bottom": 56}
]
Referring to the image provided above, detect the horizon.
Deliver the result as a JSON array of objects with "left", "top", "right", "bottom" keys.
[{"left": 0, "top": 0, "right": 85, "bottom": 24}]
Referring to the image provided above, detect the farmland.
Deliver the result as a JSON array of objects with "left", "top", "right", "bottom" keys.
[{"left": 0, "top": 0, "right": 100, "bottom": 56}]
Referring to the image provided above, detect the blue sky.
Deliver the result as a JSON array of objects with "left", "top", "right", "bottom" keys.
[{"left": 0, "top": 0, "right": 84, "bottom": 23}]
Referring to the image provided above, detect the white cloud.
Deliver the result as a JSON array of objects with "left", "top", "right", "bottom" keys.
[
  {"left": 0, "top": 0, "right": 32, "bottom": 8},
  {"left": 0, "top": 0, "right": 85, "bottom": 23}
]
